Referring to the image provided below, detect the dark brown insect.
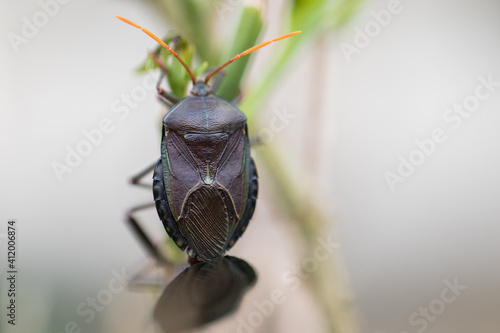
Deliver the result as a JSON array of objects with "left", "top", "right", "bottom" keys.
[{"left": 117, "top": 16, "right": 300, "bottom": 263}]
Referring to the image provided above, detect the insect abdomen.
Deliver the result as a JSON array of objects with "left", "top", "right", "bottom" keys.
[{"left": 179, "top": 185, "right": 238, "bottom": 261}]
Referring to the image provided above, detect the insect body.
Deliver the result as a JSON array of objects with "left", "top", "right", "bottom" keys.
[
  {"left": 117, "top": 16, "right": 300, "bottom": 263},
  {"left": 154, "top": 81, "right": 258, "bottom": 261}
]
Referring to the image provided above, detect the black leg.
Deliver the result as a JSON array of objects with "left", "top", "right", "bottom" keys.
[
  {"left": 127, "top": 160, "right": 169, "bottom": 264},
  {"left": 156, "top": 70, "right": 179, "bottom": 107},
  {"left": 126, "top": 203, "right": 168, "bottom": 264},
  {"left": 130, "top": 160, "right": 157, "bottom": 189},
  {"left": 148, "top": 51, "right": 179, "bottom": 106}
]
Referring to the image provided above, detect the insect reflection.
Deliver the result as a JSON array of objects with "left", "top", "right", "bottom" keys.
[{"left": 153, "top": 256, "right": 257, "bottom": 332}]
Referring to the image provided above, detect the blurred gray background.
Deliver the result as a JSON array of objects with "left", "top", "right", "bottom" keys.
[{"left": 1, "top": 0, "right": 499, "bottom": 332}]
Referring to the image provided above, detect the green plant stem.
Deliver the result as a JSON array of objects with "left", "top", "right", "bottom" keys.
[
  {"left": 139, "top": 1, "right": 367, "bottom": 332},
  {"left": 240, "top": 0, "right": 365, "bottom": 120},
  {"left": 215, "top": 5, "right": 263, "bottom": 101},
  {"left": 257, "top": 143, "right": 358, "bottom": 333}
]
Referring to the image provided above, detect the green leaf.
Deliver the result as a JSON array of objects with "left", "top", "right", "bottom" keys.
[
  {"left": 240, "top": 0, "right": 364, "bottom": 121},
  {"left": 166, "top": 37, "right": 195, "bottom": 98},
  {"left": 135, "top": 33, "right": 176, "bottom": 73},
  {"left": 152, "top": 0, "right": 219, "bottom": 65},
  {"left": 214, "top": 5, "right": 263, "bottom": 102},
  {"left": 135, "top": 34, "right": 196, "bottom": 99},
  {"left": 193, "top": 61, "right": 208, "bottom": 78}
]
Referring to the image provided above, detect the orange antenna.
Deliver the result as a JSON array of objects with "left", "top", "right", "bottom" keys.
[
  {"left": 204, "top": 31, "right": 301, "bottom": 84},
  {"left": 116, "top": 15, "right": 197, "bottom": 85}
]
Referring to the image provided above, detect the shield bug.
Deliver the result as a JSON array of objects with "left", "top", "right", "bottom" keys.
[{"left": 117, "top": 16, "right": 300, "bottom": 264}]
